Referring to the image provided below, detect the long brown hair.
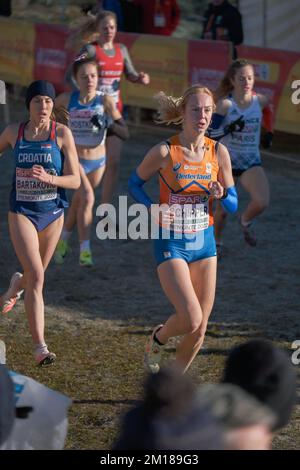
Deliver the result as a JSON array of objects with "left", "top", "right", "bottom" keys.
[
  {"left": 66, "top": 10, "right": 117, "bottom": 50},
  {"left": 154, "top": 85, "right": 215, "bottom": 126},
  {"left": 214, "top": 59, "right": 254, "bottom": 101}
]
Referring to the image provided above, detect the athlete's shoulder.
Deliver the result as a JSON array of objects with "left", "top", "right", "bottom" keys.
[
  {"left": 216, "top": 97, "right": 232, "bottom": 115},
  {"left": 55, "top": 122, "right": 71, "bottom": 138},
  {"left": 81, "top": 42, "right": 97, "bottom": 58},
  {"left": 255, "top": 92, "right": 268, "bottom": 108}
]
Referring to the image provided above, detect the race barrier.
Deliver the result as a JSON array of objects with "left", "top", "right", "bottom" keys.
[{"left": 0, "top": 17, "right": 299, "bottom": 135}]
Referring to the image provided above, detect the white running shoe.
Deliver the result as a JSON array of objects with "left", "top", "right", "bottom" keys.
[{"left": 144, "top": 324, "right": 164, "bottom": 374}]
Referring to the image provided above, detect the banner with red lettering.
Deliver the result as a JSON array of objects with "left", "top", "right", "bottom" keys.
[
  {"left": 237, "top": 45, "right": 300, "bottom": 135},
  {"left": 34, "top": 23, "right": 74, "bottom": 93},
  {"left": 188, "top": 40, "right": 232, "bottom": 91}
]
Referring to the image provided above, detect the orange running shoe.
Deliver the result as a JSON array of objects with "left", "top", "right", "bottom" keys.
[{"left": 0, "top": 272, "right": 24, "bottom": 314}]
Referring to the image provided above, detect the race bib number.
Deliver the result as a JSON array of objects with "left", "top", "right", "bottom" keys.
[
  {"left": 169, "top": 193, "right": 209, "bottom": 233},
  {"left": 16, "top": 167, "right": 57, "bottom": 202}
]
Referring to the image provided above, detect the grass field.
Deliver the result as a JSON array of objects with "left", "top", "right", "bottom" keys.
[{"left": 0, "top": 98, "right": 299, "bottom": 450}]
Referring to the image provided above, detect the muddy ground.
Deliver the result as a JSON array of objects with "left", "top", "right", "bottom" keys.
[{"left": 0, "top": 98, "right": 299, "bottom": 449}]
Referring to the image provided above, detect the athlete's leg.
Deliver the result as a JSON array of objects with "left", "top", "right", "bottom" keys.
[
  {"left": 176, "top": 256, "right": 217, "bottom": 372},
  {"left": 63, "top": 164, "right": 86, "bottom": 233},
  {"left": 240, "top": 166, "right": 270, "bottom": 224},
  {"left": 7, "top": 213, "right": 61, "bottom": 347},
  {"left": 77, "top": 165, "right": 106, "bottom": 242},
  {"left": 76, "top": 170, "right": 95, "bottom": 243},
  {"left": 38, "top": 214, "right": 64, "bottom": 270},
  {"left": 101, "top": 135, "right": 122, "bottom": 204},
  {"left": 155, "top": 259, "right": 203, "bottom": 355},
  {"left": 214, "top": 201, "right": 227, "bottom": 245}
]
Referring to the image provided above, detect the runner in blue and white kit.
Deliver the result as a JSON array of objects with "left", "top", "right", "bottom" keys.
[
  {"left": 0, "top": 80, "right": 80, "bottom": 365},
  {"left": 210, "top": 59, "right": 270, "bottom": 250},
  {"left": 54, "top": 56, "right": 129, "bottom": 266}
]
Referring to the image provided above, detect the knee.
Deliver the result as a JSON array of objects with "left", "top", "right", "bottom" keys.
[
  {"left": 25, "top": 269, "right": 44, "bottom": 290},
  {"left": 81, "top": 189, "right": 95, "bottom": 208},
  {"left": 183, "top": 305, "right": 203, "bottom": 333},
  {"left": 253, "top": 197, "right": 269, "bottom": 213}
]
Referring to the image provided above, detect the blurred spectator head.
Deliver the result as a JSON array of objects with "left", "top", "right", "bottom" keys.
[
  {"left": 197, "top": 383, "right": 276, "bottom": 450},
  {"left": 114, "top": 366, "right": 223, "bottom": 450},
  {"left": 222, "top": 339, "right": 297, "bottom": 431},
  {"left": 0, "top": 365, "right": 15, "bottom": 445}
]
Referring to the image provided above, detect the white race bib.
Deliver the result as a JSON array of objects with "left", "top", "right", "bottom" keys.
[{"left": 169, "top": 193, "right": 210, "bottom": 233}]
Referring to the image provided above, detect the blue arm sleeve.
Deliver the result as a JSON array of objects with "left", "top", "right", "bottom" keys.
[
  {"left": 220, "top": 186, "right": 238, "bottom": 213},
  {"left": 128, "top": 169, "right": 153, "bottom": 209}
]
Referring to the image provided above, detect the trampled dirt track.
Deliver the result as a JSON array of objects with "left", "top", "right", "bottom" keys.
[{"left": 0, "top": 99, "right": 299, "bottom": 449}]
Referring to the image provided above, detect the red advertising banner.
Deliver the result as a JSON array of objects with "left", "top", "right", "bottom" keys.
[
  {"left": 117, "top": 32, "right": 189, "bottom": 109},
  {"left": 117, "top": 33, "right": 232, "bottom": 109},
  {"left": 0, "top": 17, "right": 299, "bottom": 135},
  {"left": 188, "top": 40, "right": 232, "bottom": 91},
  {"left": 34, "top": 23, "right": 74, "bottom": 93},
  {"left": 237, "top": 45, "right": 300, "bottom": 135}
]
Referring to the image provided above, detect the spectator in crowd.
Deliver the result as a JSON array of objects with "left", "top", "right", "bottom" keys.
[
  {"left": 1, "top": 370, "right": 72, "bottom": 450},
  {"left": 222, "top": 339, "right": 297, "bottom": 431},
  {"left": 0, "top": 365, "right": 15, "bottom": 446},
  {"left": 98, "top": 0, "right": 124, "bottom": 30},
  {"left": 120, "top": 0, "right": 142, "bottom": 33},
  {"left": 197, "top": 383, "right": 276, "bottom": 450},
  {"left": 113, "top": 365, "right": 277, "bottom": 450},
  {"left": 113, "top": 366, "right": 223, "bottom": 450},
  {"left": 135, "top": 0, "right": 180, "bottom": 36},
  {"left": 0, "top": 0, "right": 11, "bottom": 16},
  {"left": 201, "top": 0, "right": 243, "bottom": 46}
]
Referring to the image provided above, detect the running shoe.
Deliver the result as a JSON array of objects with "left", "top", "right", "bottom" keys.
[
  {"left": 36, "top": 351, "right": 57, "bottom": 367},
  {"left": 0, "top": 272, "right": 24, "bottom": 314},
  {"left": 239, "top": 217, "right": 257, "bottom": 247},
  {"left": 54, "top": 239, "right": 71, "bottom": 264},
  {"left": 144, "top": 324, "right": 164, "bottom": 374},
  {"left": 79, "top": 250, "right": 94, "bottom": 267}
]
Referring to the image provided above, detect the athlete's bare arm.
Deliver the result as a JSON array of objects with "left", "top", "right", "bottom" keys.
[
  {"left": 216, "top": 143, "right": 235, "bottom": 189},
  {"left": 53, "top": 124, "right": 80, "bottom": 189},
  {"left": 0, "top": 124, "right": 19, "bottom": 152},
  {"left": 137, "top": 142, "right": 170, "bottom": 181}
]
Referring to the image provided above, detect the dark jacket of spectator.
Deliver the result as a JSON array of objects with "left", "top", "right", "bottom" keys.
[
  {"left": 202, "top": 0, "right": 243, "bottom": 46},
  {"left": 120, "top": 0, "right": 142, "bottom": 33},
  {"left": 134, "top": 0, "right": 180, "bottom": 36}
]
